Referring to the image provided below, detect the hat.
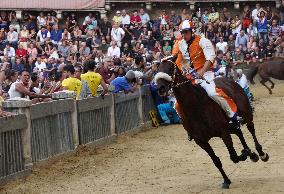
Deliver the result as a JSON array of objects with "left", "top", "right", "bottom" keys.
[
  {"left": 180, "top": 20, "right": 193, "bottom": 32},
  {"left": 116, "top": 10, "right": 121, "bottom": 14},
  {"left": 125, "top": 70, "right": 136, "bottom": 80},
  {"left": 236, "top": 69, "right": 243, "bottom": 75}
]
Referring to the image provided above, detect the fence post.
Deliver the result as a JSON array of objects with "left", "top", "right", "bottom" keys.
[
  {"left": 2, "top": 99, "right": 33, "bottom": 170},
  {"left": 138, "top": 87, "right": 143, "bottom": 124},
  {"left": 110, "top": 94, "right": 116, "bottom": 136},
  {"left": 71, "top": 99, "right": 79, "bottom": 148}
]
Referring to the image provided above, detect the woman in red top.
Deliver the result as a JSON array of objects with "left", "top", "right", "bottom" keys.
[{"left": 16, "top": 44, "right": 27, "bottom": 64}]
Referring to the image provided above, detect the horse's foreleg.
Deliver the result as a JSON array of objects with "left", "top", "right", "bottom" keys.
[
  {"left": 260, "top": 79, "right": 272, "bottom": 94},
  {"left": 268, "top": 79, "right": 275, "bottom": 89},
  {"left": 222, "top": 133, "right": 248, "bottom": 163},
  {"left": 231, "top": 127, "right": 259, "bottom": 162},
  {"left": 195, "top": 140, "right": 231, "bottom": 189},
  {"left": 247, "top": 122, "right": 269, "bottom": 162}
]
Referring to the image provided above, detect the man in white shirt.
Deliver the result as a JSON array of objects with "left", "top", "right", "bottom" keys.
[
  {"left": 121, "top": 10, "right": 130, "bottom": 26},
  {"left": 251, "top": 3, "right": 261, "bottom": 21},
  {"left": 7, "top": 25, "right": 18, "bottom": 48},
  {"left": 36, "top": 26, "right": 50, "bottom": 51},
  {"left": 216, "top": 36, "right": 228, "bottom": 54},
  {"left": 34, "top": 56, "right": 47, "bottom": 72},
  {"left": 140, "top": 9, "right": 150, "bottom": 25},
  {"left": 1, "top": 44, "right": 16, "bottom": 64},
  {"left": 107, "top": 41, "right": 121, "bottom": 58},
  {"left": 111, "top": 23, "right": 125, "bottom": 47}
]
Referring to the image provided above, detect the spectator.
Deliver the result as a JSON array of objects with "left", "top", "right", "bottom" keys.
[
  {"left": 99, "top": 17, "right": 112, "bottom": 38},
  {"left": 12, "top": 58, "right": 25, "bottom": 72},
  {"left": 170, "top": 10, "right": 182, "bottom": 26},
  {"left": 242, "top": 5, "right": 251, "bottom": 31},
  {"left": 27, "top": 42, "right": 38, "bottom": 60},
  {"left": 113, "top": 10, "right": 122, "bottom": 25},
  {"left": 202, "top": 9, "right": 209, "bottom": 24},
  {"left": 162, "top": 41, "right": 171, "bottom": 56},
  {"left": 98, "top": 57, "right": 114, "bottom": 83},
  {"left": 181, "top": 9, "right": 190, "bottom": 21},
  {"left": 50, "top": 24, "right": 62, "bottom": 45},
  {"left": 216, "top": 36, "right": 228, "bottom": 54},
  {"left": 7, "top": 25, "right": 18, "bottom": 49},
  {"left": 15, "top": 44, "right": 27, "bottom": 64},
  {"left": 252, "top": 3, "right": 261, "bottom": 21},
  {"left": 121, "top": 10, "right": 131, "bottom": 26},
  {"left": 251, "top": 46, "right": 265, "bottom": 62},
  {"left": 130, "top": 10, "right": 141, "bottom": 25},
  {"left": 231, "top": 15, "right": 242, "bottom": 35},
  {"left": 79, "top": 42, "right": 91, "bottom": 59},
  {"left": 19, "top": 26, "right": 29, "bottom": 50},
  {"left": 232, "top": 48, "right": 244, "bottom": 66},
  {"left": 37, "top": 12, "right": 47, "bottom": 28},
  {"left": 24, "top": 57, "right": 35, "bottom": 73},
  {"left": 81, "top": 60, "right": 108, "bottom": 96},
  {"left": 269, "top": 19, "right": 281, "bottom": 40},
  {"left": 208, "top": 7, "right": 220, "bottom": 24},
  {"left": 111, "top": 70, "right": 137, "bottom": 93},
  {"left": 62, "top": 64, "right": 82, "bottom": 99},
  {"left": 247, "top": 22, "right": 258, "bottom": 37},
  {"left": 36, "top": 26, "right": 50, "bottom": 51},
  {"left": 140, "top": 9, "right": 150, "bottom": 25},
  {"left": 235, "top": 30, "right": 249, "bottom": 51},
  {"left": 34, "top": 56, "right": 46, "bottom": 72},
  {"left": 160, "top": 10, "right": 169, "bottom": 26},
  {"left": 58, "top": 40, "right": 71, "bottom": 59},
  {"left": 107, "top": 41, "right": 120, "bottom": 58},
  {"left": 8, "top": 69, "right": 50, "bottom": 101},
  {"left": 2, "top": 43, "right": 15, "bottom": 64},
  {"left": 257, "top": 10, "right": 268, "bottom": 42},
  {"left": 111, "top": 22, "right": 125, "bottom": 48}
]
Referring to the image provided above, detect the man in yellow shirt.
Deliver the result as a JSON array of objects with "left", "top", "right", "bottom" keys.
[
  {"left": 62, "top": 65, "right": 82, "bottom": 99},
  {"left": 81, "top": 61, "right": 108, "bottom": 96},
  {"left": 112, "top": 11, "right": 122, "bottom": 25}
]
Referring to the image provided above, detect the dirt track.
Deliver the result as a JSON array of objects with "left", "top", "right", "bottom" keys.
[{"left": 1, "top": 81, "right": 284, "bottom": 194}]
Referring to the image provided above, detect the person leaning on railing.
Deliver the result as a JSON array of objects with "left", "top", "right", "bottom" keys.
[
  {"left": 8, "top": 69, "right": 51, "bottom": 103},
  {"left": 110, "top": 70, "right": 137, "bottom": 94}
]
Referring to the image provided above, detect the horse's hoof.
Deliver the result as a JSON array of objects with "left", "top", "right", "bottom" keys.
[
  {"left": 250, "top": 152, "right": 259, "bottom": 162},
  {"left": 222, "top": 182, "right": 230, "bottom": 189},
  {"left": 260, "top": 153, "right": 269, "bottom": 162}
]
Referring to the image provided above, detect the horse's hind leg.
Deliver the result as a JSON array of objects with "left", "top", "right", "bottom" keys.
[
  {"left": 195, "top": 140, "right": 231, "bottom": 189},
  {"left": 268, "top": 79, "right": 275, "bottom": 89},
  {"left": 247, "top": 122, "right": 269, "bottom": 162},
  {"left": 260, "top": 78, "right": 272, "bottom": 94}
]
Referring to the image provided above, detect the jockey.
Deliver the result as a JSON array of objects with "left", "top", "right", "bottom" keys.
[{"left": 173, "top": 20, "right": 238, "bottom": 124}]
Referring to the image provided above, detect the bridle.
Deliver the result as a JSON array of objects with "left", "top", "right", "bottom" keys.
[{"left": 163, "top": 59, "right": 194, "bottom": 88}]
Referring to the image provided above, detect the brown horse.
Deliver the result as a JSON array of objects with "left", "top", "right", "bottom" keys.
[
  {"left": 155, "top": 56, "right": 269, "bottom": 189},
  {"left": 247, "top": 58, "right": 284, "bottom": 94}
]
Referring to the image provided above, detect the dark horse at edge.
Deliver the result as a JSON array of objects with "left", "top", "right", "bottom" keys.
[
  {"left": 247, "top": 58, "right": 284, "bottom": 94},
  {"left": 155, "top": 56, "right": 269, "bottom": 189}
]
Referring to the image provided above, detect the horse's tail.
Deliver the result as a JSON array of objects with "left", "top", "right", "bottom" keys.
[{"left": 246, "top": 65, "right": 258, "bottom": 84}]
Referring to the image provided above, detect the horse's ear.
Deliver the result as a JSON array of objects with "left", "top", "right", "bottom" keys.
[{"left": 172, "top": 54, "right": 178, "bottom": 63}]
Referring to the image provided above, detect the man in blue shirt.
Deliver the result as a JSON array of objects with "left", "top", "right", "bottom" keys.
[
  {"left": 111, "top": 70, "right": 137, "bottom": 93},
  {"left": 50, "top": 25, "right": 62, "bottom": 45},
  {"left": 12, "top": 58, "right": 25, "bottom": 72}
]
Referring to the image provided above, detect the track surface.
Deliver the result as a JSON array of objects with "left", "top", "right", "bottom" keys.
[{"left": 1, "top": 81, "right": 284, "bottom": 194}]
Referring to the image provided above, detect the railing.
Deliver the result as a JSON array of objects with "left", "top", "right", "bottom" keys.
[
  {"left": 0, "top": 86, "right": 156, "bottom": 184},
  {"left": 0, "top": 114, "right": 29, "bottom": 184}
]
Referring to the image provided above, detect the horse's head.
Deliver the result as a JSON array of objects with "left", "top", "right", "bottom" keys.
[{"left": 154, "top": 55, "right": 178, "bottom": 96}]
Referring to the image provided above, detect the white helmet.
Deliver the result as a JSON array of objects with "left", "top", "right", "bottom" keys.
[
  {"left": 180, "top": 20, "right": 193, "bottom": 32},
  {"left": 236, "top": 69, "right": 243, "bottom": 75}
]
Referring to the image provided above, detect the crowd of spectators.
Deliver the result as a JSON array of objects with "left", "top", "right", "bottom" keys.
[{"left": 0, "top": 3, "right": 284, "bottom": 117}]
